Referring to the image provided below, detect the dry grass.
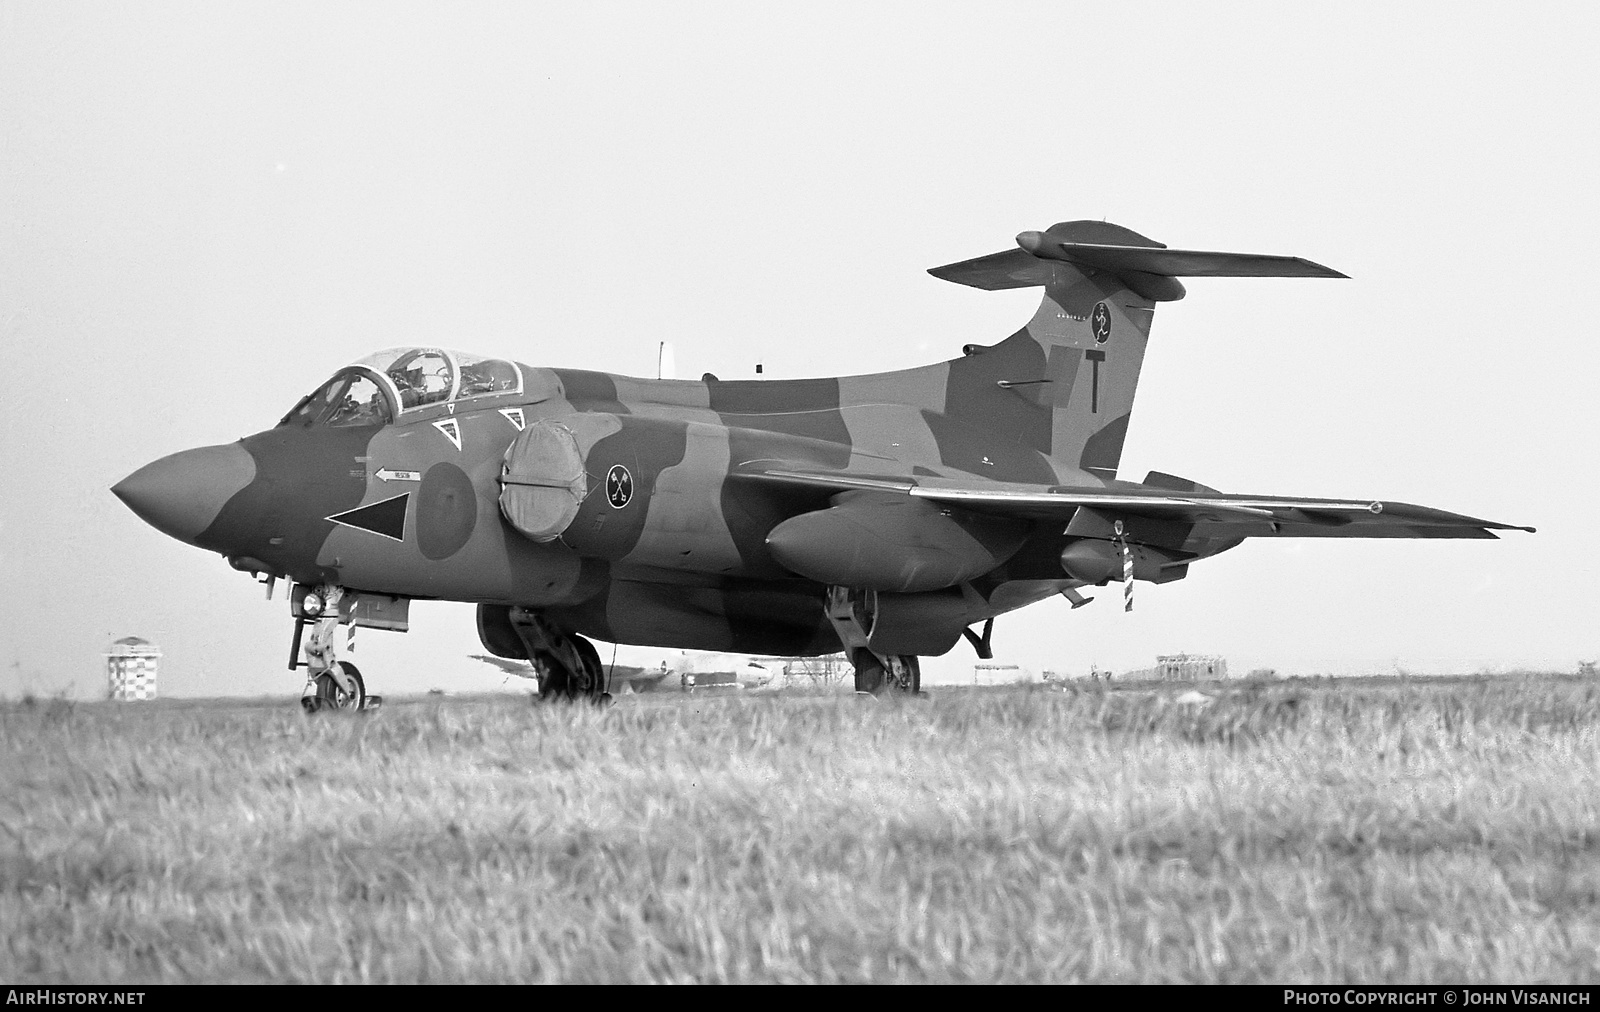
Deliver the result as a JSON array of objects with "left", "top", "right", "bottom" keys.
[{"left": 3, "top": 676, "right": 1599, "bottom": 983}]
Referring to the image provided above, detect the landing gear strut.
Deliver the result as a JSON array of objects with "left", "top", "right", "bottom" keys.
[
  {"left": 290, "top": 584, "right": 381, "bottom": 712},
  {"left": 508, "top": 607, "right": 610, "bottom": 703},
  {"left": 824, "top": 586, "right": 923, "bottom": 696}
]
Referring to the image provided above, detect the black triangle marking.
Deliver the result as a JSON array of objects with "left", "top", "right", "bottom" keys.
[{"left": 326, "top": 493, "right": 409, "bottom": 542}]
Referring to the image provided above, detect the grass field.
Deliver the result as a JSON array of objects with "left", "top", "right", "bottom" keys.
[{"left": 3, "top": 676, "right": 1599, "bottom": 984}]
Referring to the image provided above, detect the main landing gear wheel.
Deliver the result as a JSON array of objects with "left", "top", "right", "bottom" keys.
[
  {"left": 509, "top": 608, "right": 609, "bottom": 705},
  {"left": 852, "top": 650, "right": 921, "bottom": 695},
  {"left": 303, "top": 660, "right": 366, "bottom": 712},
  {"left": 571, "top": 636, "right": 612, "bottom": 705},
  {"left": 534, "top": 636, "right": 608, "bottom": 703}
]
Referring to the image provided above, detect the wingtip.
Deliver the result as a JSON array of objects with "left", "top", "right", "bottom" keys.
[{"left": 1301, "top": 259, "right": 1350, "bottom": 279}]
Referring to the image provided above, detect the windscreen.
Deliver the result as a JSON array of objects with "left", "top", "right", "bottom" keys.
[{"left": 280, "top": 371, "right": 395, "bottom": 428}]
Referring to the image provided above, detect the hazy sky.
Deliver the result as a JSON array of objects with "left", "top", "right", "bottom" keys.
[{"left": 3, "top": 2, "right": 1597, "bottom": 699}]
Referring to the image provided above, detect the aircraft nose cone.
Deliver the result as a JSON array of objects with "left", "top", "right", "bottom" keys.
[{"left": 113, "top": 443, "right": 256, "bottom": 545}]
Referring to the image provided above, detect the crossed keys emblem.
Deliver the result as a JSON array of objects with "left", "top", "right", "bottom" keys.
[{"left": 606, "top": 464, "right": 634, "bottom": 509}]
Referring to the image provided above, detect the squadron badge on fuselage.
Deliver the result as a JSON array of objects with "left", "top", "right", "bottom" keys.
[{"left": 606, "top": 464, "right": 633, "bottom": 509}]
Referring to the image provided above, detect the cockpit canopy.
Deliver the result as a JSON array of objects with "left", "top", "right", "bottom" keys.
[{"left": 280, "top": 347, "right": 524, "bottom": 427}]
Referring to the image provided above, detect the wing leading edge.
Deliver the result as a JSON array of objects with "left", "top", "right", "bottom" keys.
[{"left": 733, "top": 466, "right": 1535, "bottom": 539}]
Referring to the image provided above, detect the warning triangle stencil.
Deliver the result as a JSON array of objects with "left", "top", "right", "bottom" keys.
[
  {"left": 326, "top": 493, "right": 409, "bottom": 542},
  {"left": 498, "top": 407, "right": 526, "bottom": 431},
  {"left": 433, "top": 418, "right": 462, "bottom": 451}
]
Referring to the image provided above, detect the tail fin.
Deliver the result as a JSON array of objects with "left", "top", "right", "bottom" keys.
[{"left": 932, "top": 221, "right": 1344, "bottom": 478}]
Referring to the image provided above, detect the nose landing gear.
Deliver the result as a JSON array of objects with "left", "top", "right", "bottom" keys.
[{"left": 290, "top": 584, "right": 383, "bottom": 713}]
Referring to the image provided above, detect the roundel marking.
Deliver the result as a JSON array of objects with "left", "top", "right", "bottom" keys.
[
  {"left": 1091, "top": 302, "right": 1113, "bottom": 344},
  {"left": 605, "top": 464, "right": 634, "bottom": 509},
  {"left": 416, "top": 462, "right": 477, "bottom": 560}
]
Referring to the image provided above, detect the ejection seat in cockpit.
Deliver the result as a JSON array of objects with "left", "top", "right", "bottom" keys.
[{"left": 385, "top": 348, "right": 454, "bottom": 409}]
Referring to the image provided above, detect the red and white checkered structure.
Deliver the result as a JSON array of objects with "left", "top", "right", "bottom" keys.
[{"left": 105, "top": 637, "right": 161, "bottom": 701}]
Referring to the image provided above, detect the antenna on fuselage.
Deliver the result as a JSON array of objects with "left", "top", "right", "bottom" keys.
[{"left": 657, "top": 341, "right": 676, "bottom": 381}]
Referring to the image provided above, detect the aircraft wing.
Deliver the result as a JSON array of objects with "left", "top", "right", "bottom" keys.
[
  {"left": 470, "top": 654, "right": 537, "bottom": 679},
  {"left": 734, "top": 467, "right": 1534, "bottom": 539},
  {"left": 469, "top": 654, "right": 673, "bottom": 685}
]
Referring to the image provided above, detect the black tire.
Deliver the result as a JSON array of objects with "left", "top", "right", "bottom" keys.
[
  {"left": 571, "top": 636, "right": 606, "bottom": 698},
  {"left": 533, "top": 651, "right": 569, "bottom": 700},
  {"left": 853, "top": 650, "right": 919, "bottom": 695},
  {"left": 887, "top": 655, "right": 921, "bottom": 694},
  {"left": 853, "top": 649, "right": 885, "bottom": 693},
  {"left": 313, "top": 661, "right": 366, "bottom": 711},
  {"left": 536, "top": 635, "right": 607, "bottom": 703}
]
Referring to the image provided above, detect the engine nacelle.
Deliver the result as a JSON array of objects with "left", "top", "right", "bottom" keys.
[
  {"left": 767, "top": 491, "right": 1027, "bottom": 593},
  {"left": 499, "top": 415, "right": 610, "bottom": 542},
  {"left": 500, "top": 413, "right": 750, "bottom": 574}
]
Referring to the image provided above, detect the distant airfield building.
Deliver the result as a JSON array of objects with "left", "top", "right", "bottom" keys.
[
  {"left": 1156, "top": 654, "right": 1229, "bottom": 681},
  {"left": 105, "top": 636, "right": 160, "bottom": 701},
  {"left": 782, "top": 653, "right": 849, "bottom": 687},
  {"left": 972, "top": 663, "right": 1038, "bottom": 686}
]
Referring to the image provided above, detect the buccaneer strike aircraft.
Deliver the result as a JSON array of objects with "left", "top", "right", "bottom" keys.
[{"left": 113, "top": 220, "right": 1532, "bottom": 709}]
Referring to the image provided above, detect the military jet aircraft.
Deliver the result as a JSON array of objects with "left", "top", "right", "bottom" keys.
[{"left": 112, "top": 219, "right": 1532, "bottom": 709}]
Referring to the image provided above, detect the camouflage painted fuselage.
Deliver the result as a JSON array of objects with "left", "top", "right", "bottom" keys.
[{"left": 199, "top": 334, "right": 1151, "bottom": 656}]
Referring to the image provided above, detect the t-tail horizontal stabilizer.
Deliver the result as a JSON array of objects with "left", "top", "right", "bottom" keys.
[{"left": 929, "top": 220, "right": 1347, "bottom": 299}]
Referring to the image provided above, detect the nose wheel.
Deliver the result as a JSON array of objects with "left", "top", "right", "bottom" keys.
[{"left": 301, "top": 660, "right": 368, "bottom": 713}]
